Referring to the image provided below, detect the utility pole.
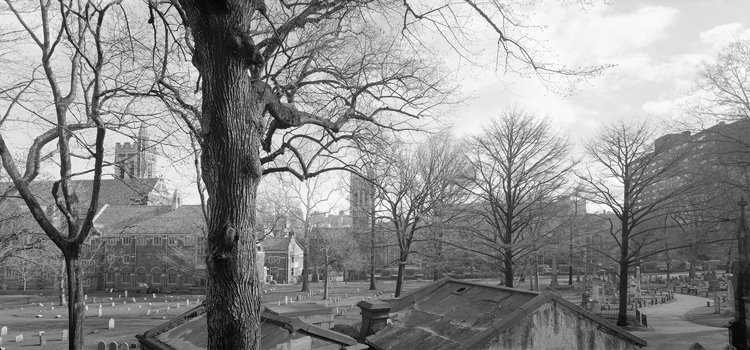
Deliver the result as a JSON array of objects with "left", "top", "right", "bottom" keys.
[{"left": 729, "top": 198, "right": 750, "bottom": 350}]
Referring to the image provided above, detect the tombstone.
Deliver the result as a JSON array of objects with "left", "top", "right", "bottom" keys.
[
  {"left": 284, "top": 296, "right": 288, "bottom": 305},
  {"left": 39, "top": 331, "right": 46, "bottom": 346},
  {"left": 118, "top": 295, "right": 121, "bottom": 298},
  {"left": 85, "top": 305, "right": 89, "bottom": 311},
  {"left": 152, "top": 294, "right": 156, "bottom": 299},
  {"left": 99, "top": 304, "right": 102, "bottom": 309},
  {"left": 38, "top": 303, "right": 44, "bottom": 307},
  {"left": 85, "top": 295, "right": 88, "bottom": 301},
  {"left": 51, "top": 306, "right": 54, "bottom": 310},
  {"left": 111, "top": 302, "right": 115, "bottom": 307},
  {"left": 98, "top": 309, "right": 102, "bottom": 317},
  {"left": 98, "top": 341, "right": 107, "bottom": 350},
  {"left": 15, "top": 334, "right": 22, "bottom": 342},
  {"left": 727, "top": 279, "right": 735, "bottom": 307},
  {"left": 55, "top": 315, "right": 61, "bottom": 318},
  {"left": 118, "top": 343, "right": 130, "bottom": 350},
  {"left": 132, "top": 298, "right": 137, "bottom": 303},
  {"left": 93, "top": 297, "right": 96, "bottom": 303},
  {"left": 149, "top": 302, "right": 152, "bottom": 306},
  {"left": 167, "top": 307, "right": 170, "bottom": 311},
  {"left": 108, "top": 318, "right": 115, "bottom": 330},
  {"left": 196, "top": 299, "right": 200, "bottom": 304},
  {"left": 146, "top": 310, "right": 150, "bottom": 316},
  {"left": 108, "top": 341, "right": 118, "bottom": 350},
  {"left": 714, "top": 297, "right": 721, "bottom": 314},
  {"left": 689, "top": 343, "right": 707, "bottom": 350},
  {"left": 61, "top": 330, "right": 68, "bottom": 341},
  {"left": 155, "top": 310, "right": 159, "bottom": 314},
  {"left": 127, "top": 308, "right": 130, "bottom": 311},
  {"left": 1, "top": 326, "right": 7, "bottom": 336},
  {"left": 186, "top": 300, "right": 190, "bottom": 306},
  {"left": 124, "top": 291, "right": 128, "bottom": 298},
  {"left": 138, "top": 306, "right": 142, "bottom": 309}
]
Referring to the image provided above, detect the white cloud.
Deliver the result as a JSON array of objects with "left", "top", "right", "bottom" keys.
[{"left": 699, "top": 23, "right": 750, "bottom": 52}]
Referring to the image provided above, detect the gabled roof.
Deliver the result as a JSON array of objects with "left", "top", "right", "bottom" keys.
[
  {"left": 135, "top": 304, "right": 358, "bottom": 350},
  {"left": 367, "top": 278, "right": 646, "bottom": 350},
  {"left": 260, "top": 236, "right": 292, "bottom": 252},
  {"left": 1, "top": 178, "right": 168, "bottom": 209},
  {"left": 94, "top": 205, "right": 204, "bottom": 235}
]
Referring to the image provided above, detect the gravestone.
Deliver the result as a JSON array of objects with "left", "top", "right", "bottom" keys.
[
  {"left": 727, "top": 279, "right": 735, "bottom": 307},
  {"left": 108, "top": 341, "right": 118, "bottom": 350},
  {"left": 15, "top": 334, "right": 22, "bottom": 342},
  {"left": 99, "top": 305, "right": 102, "bottom": 309},
  {"left": 119, "top": 343, "right": 130, "bottom": 350},
  {"left": 98, "top": 309, "right": 102, "bottom": 317},
  {"left": 132, "top": 298, "right": 136, "bottom": 303},
  {"left": 39, "top": 331, "right": 46, "bottom": 346},
  {"left": 111, "top": 302, "right": 115, "bottom": 307},
  {"left": 1, "top": 326, "right": 6, "bottom": 336},
  {"left": 84, "top": 295, "right": 88, "bottom": 301},
  {"left": 689, "top": 343, "right": 707, "bottom": 350},
  {"left": 146, "top": 310, "right": 150, "bottom": 316},
  {"left": 124, "top": 291, "right": 128, "bottom": 298},
  {"left": 61, "top": 330, "right": 68, "bottom": 341},
  {"left": 714, "top": 297, "right": 721, "bottom": 314},
  {"left": 85, "top": 305, "right": 89, "bottom": 311},
  {"left": 93, "top": 297, "right": 96, "bottom": 303},
  {"left": 98, "top": 341, "right": 106, "bottom": 350},
  {"left": 108, "top": 318, "right": 115, "bottom": 330}
]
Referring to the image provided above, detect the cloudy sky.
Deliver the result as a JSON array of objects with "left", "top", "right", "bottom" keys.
[{"left": 451, "top": 0, "right": 750, "bottom": 142}]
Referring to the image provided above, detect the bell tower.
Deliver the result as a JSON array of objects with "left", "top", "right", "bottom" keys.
[{"left": 114, "top": 123, "right": 156, "bottom": 179}]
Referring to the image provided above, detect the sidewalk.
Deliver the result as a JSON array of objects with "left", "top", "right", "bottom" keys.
[{"left": 630, "top": 294, "right": 728, "bottom": 349}]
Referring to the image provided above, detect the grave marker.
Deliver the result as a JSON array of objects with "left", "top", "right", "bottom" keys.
[
  {"left": 15, "top": 334, "right": 22, "bottom": 342},
  {"left": 119, "top": 343, "right": 130, "bottom": 350},
  {"left": 1, "top": 326, "right": 7, "bottom": 336},
  {"left": 39, "top": 331, "right": 46, "bottom": 346},
  {"left": 108, "top": 341, "right": 118, "bottom": 350},
  {"left": 85, "top": 305, "right": 89, "bottom": 311},
  {"left": 61, "top": 330, "right": 68, "bottom": 341},
  {"left": 146, "top": 310, "right": 150, "bottom": 316},
  {"left": 98, "top": 341, "right": 106, "bottom": 350},
  {"left": 98, "top": 309, "right": 102, "bottom": 317},
  {"left": 124, "top": 291, "right": 128, "bottom": 298},
  {"left": 108, "top": 318, "right": 115, "bottom": 330}
]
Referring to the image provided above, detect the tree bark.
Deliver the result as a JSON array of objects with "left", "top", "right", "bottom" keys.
[
  {"left": 183, "top": 4, "right": 264, "bottom": 349},
  {"left": 65, "top": 254, "right": 85, "bottom": 350},
  {"left": 617, "top": 239, "right": 630, "bottom": 327},
  {"left": 503, "top": 248, "right": 514, "bottom": 288},
  {"left": 395, "top": 251, "right": 408, "bottom": 297}
]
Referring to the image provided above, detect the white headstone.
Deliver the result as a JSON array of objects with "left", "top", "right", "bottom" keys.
[
  {"left": 727, "top": 279, "right": 735, "bottom": 307},
  {"left": 1, "top": 326, "right": 6, "bottom": 336},
  {"left": 98, "top": 309, "right": 102, "bottom": 317},
  {"left": 61, "top": 330, "right": 68, "bottom": 341},
  {"left": 118, "top": 343, "right": 130, "bottom": 350},
  {"left": 108, "top": 318, "right": 115, "bottom": 330},
  {"left": 111, "top": 302, "right": 115, "bottom": 307},
  {"left": 138, "top": 305, "right": 142, "bottom": 308},
  {"left": 146, "top": 310, "right": 150, "bottom": 316},
  {"left": 84, "top": 295, "right": 88, "bottom": 301},
  {"left": 124, "top": 291, "right": 128, "bottom": 298},
  {"left": 99, "top": 305, "right": 102, "bottom": 309},
  {"left": 132, "top": 298, "right": 136, "bottom": 303},
  {"left": 15, "top": 334, "right": 23, "bottom": 342},
  {"left": 85, "top": 305, "right": 89, "bottom": 311},
  {"left": 38, "top": 303, "right": 43, "bottom": 307},
  {"left": 152, "top": 294, "right": 156, "bottom": 299}
]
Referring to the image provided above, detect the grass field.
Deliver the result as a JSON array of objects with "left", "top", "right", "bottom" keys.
[{"left": 0, "top": 279, "right": 430, "bottom": 349}]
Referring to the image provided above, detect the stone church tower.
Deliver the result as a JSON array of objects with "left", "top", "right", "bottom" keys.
[{"left": 114, "top": 124, "right": 155, "bottom": 179}]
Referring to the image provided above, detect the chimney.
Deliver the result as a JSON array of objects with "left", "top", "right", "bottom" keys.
[{"left": 357, "top": 300, "right": 391, "bottom": 342}]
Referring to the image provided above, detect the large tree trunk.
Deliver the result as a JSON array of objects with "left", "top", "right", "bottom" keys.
[
  {"left": 65, "top": 254, "right": 85, "bottom": 350},
  {"left": 301, "top": 248, "right": 309, "bottom": 291},
  {"left": 503, "top": 248, "right": 514, "bottom": 288},
  {"left": 186, "top": 5, "right": 264, "bottom": 349}
]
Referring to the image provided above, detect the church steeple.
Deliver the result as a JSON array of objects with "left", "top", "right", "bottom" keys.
[{"left": 114, "top": 123, "right": 155, "bottom": 179}]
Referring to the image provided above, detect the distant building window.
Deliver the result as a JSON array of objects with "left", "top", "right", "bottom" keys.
[
  {"left": 136, "top": 271, "right": 146, "bottom": 283},
  {"left": 83, "top": 279, "right": 91, "bottom": 287},
  {"left": 168, "top": 273, "right": 177, "bottom": 284},
  {"left": 106, "top": 271, "right": 115, "bottom": 283},
  {"left": 269, "top": 267, "right": 278, "bottom": 276},
  {"left": 153, "top": 237, "right": 162, "bottom": 246},
  {"left": 152, "top": 271, "right": 162, "bottom": 284},
  {"left": 168, "top": 237, "right": 178, "bottom": 246},
  {"left": 184, "top": 236, "right": 195, "bottom": 246},
  {"left": 121, "top": 272, "right": 130, "bottom": 284},
  {"left": 122, "top": 237, "right": 132, "bottom": 245},
  {"left": 137, "top": 237, "right": 147, "bottom": 245},
  {"left": 123, "top": 255, "right": 131, "bottom": 264},
  {"left": 106, "top": 238, "right": 117, "bottom": 246}
]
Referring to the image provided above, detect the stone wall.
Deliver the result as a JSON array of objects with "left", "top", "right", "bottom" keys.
[{"left": 486, "top": 301, "right": 642, "bottom": 350}]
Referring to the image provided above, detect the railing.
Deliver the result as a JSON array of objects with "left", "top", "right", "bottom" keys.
[{"left": 595, "top": 309, "right": 648, "bottom": 327}]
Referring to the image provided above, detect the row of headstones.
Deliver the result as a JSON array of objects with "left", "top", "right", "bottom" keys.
[
  {"left": 82, "top": 293, "right": 195, "bottom": 304},
  {"left": 688, "top": 343, "right": 736, "bottom": 350},
  {"left": 98, "top": 341, "right": 136, "bottom": 350},
  {"left": 0, "top": 328, "right": 69, "bottom": 345}
]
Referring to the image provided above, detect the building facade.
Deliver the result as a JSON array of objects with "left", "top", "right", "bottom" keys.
[{"left": 261, "top": 235, "right": 303, "bottom": 284}]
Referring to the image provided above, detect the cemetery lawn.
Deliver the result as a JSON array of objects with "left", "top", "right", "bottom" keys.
[{"left": 684, "top": 305, "right": 734, "bottom": 328}]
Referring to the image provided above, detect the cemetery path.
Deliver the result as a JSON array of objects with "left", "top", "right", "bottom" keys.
[{"left": 630, "top": 294, "right": 728, "bottom": 350}]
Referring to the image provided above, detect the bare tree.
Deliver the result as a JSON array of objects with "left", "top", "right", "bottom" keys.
[
  {"left": 577, "top": 118, "right": 706, "bottom": 326},
  {"left": 460, "top": 107, "right": 575, "bottom": 288}
]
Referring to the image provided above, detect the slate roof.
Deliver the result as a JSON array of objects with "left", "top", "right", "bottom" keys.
[
  {"left": 260, "top": 236, "right": 292, "bottom": 252},
  {"left": 1, "top": 178, "right": 167, "bottom": 209},
  {"left": 366, "top": 278, "right": 647, "bottom": 350},
  {"left": 94, "top": 205, "right": 204, "bottom": 235},
  {"left": 135, "top": 304, "right": 358, "bottom": 350}
]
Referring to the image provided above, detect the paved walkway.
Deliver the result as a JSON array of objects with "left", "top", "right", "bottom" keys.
[{"left": 630, "top": 294, "right": 728, "bottom": 350}]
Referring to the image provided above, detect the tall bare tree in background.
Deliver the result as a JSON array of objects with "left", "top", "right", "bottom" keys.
[
  {"left": 577, "top": 119, "right": 707, "bottom": 326},
  {"left": 460, "top": 107, "right": 575, "bottom": 288}
]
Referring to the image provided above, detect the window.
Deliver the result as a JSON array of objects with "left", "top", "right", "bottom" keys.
[
  {"left": 168, "top": 273, "right": 177, "bottom": 284},
  {"left": 121, "top": 272, "right": 130, "bottom": 284},
  {"left": 168, "top": 237, "right": 178, "bottom": 246},
  {"left": 106, "top": 238, "right": 117, "bottom": 246},
  {"left": 137, "top": 270, "right": 146, "bottom": 283},
  {"left": 106, "top": 271, "right": 115, "bottom": 283},
  {"left": 122, "top": 237, "right": 132, "bottom": 245},
  {"left": 123, "top": 255, "right": 131, "bottom": 264},
  {"left": 153, "top": 237, "right": 162, "bottom": 246},
  {"left": 152, "top": 271, "right": 162, "bottom": 284},
  {"left": 269, "top": 267, "right": 278, "bottom": 276},
  {"left": 184, "top": 236, "right": 195, "bottom": 246},
  {"left": 137, "top": 237, "right": 147, "bottom": 246},
  {"left": 83, "top": 279, "right": 91, "bottom": 287}
]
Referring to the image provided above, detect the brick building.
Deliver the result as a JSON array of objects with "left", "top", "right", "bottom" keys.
[{"left": 261, "top": 235, "right": 303, "bottom": 283}]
